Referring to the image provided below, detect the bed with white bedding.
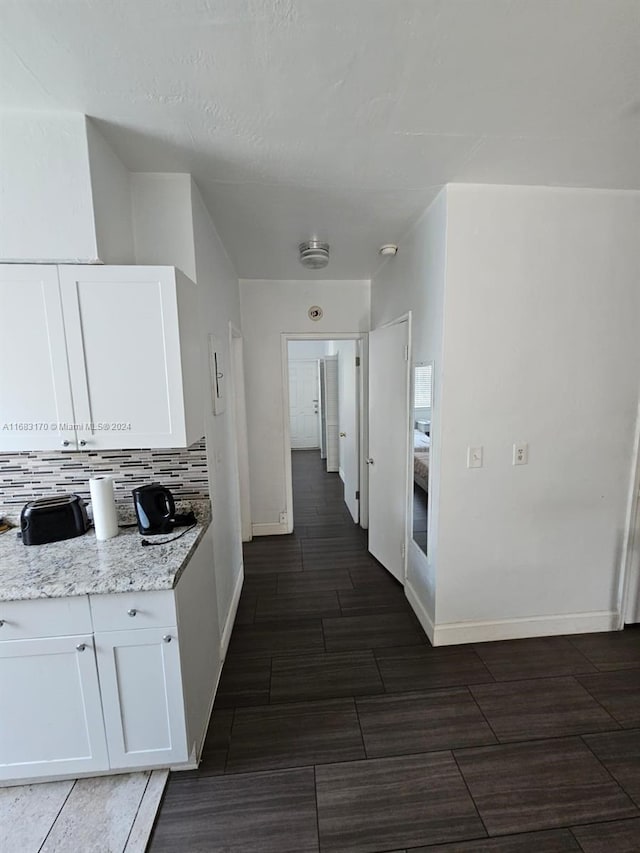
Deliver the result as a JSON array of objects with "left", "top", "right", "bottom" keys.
[{"left": 413, "top": 429, "right": 430, "bottom": 492}]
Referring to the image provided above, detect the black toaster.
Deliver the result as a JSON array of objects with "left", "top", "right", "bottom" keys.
[{"left": 20, "top": 495, "right": 90, "bottom": 546}]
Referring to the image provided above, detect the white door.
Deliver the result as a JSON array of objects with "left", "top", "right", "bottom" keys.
[
  {"left": 319, "top": 361, "right": 327, "bottom": 459},
  {"left": 94, "top": 626, "right": 188, "bottom": 769},
  {"left": 289, "top": 359, "right": 320, "bottom": 448},
  {"left": 0, "top": 635, "right": 109, "bottom": 782},
  {"left": 0, "top": 265, "right": 77, "bottom": 451},
  {"left": 58, "top": 265, "right": 198, "bottom": 451},
  {"left": 338, "top": 342, "right": 360, "bottom": 523},
  {"left": 368, "top": 320, "right": 410, "bottom": 583},
  {"left": 323, "top": 355, "right": 339, "bottom": 472}
]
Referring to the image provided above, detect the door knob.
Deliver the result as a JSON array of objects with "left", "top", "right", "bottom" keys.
[
  {"left": 76, "top": 643, "right": 87, "bottom": 652},
  {"left": 366, "top": 457, "right": 374, "bottom": 465},
  {"left": 339, "top": 432, "right": 346, "bottom": 437},
  {"left": 127, "top": 608, "right": 137, "bottom": 617}
]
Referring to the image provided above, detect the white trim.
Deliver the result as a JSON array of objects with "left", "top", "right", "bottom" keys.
[
  {"left": 252, "top": 522, "right": 289, "bottom": 536},
  {"left": 430, "top": 610, "right": 619, "bottom": 647},
  {"left": 219, "top": 565, "right": 244, "bottom": 658},
  {"left": 619, "top": 396, "right": 640, "bottom": 624},
  {"left": 405, "top": 580, "right": 435, "bottom": 644},
  {"left": 229, "top": 323, "right": 252, "bottom": 542}
]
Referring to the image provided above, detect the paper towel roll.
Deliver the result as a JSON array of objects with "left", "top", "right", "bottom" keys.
[{"left": 90, "top": 476, "right": 119, "bottom": 541}]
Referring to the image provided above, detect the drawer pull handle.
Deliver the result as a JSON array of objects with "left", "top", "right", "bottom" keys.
[
  {"left": 163, "top": 635, "right": 172, "bottom": 643},
  {"left": 76, "top": 643, "right": 87, "bottom": 652},
  {"left": 0, "top": 620, "right": 5, "bottom": 627},
  {"left": 79, "top": 440, "right": 87, "bottom": 447},
  {"left": 127, "top": 608, "right": 137, "bottom": 617},
  {"left": 61, "top": 440, "right": 70, "bottom": 447}
]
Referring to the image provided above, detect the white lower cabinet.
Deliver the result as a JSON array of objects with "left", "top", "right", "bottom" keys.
[
  {"left": 94, "top": 627, "right": 188, "bottom": 769},
  {"left": 0, "top": 635, "right": 109, "bottom": 782}
]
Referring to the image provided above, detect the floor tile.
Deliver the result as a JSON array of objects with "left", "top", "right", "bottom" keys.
[
  {"left": 375, "top": 645, "right": 494, "bottom": 692},
  {"left": 454, "top": 737, "right": 637, "bottom": 836},
  {"left": 577, "top": 670, "right": 640, "bottom": 727},
  {"left": 270, "top": 650, "right": 384, "bottom": 702},
  {"left": 472, "top": 637, "right": 597, "bottom": 681},
  {"left": 0, "top": 780, "right": 74, "bottom": 853},
  {"left": 124, "top": 770, "right": 169, "bottom": 853},
  {"left": 255, "top": 590, "right": 341, "bottom": 621},
  {"left": 323, "top": 612, "right": 424, "bottom": 651},
  {"left": 148, "top": 768, "right": 319, "bottom": 853},
  {"left": 41, "top": 773, "right": 150, "bottom": 853},
  {"left": 569, "top": 630, "right": 640, "bottom": 671},
  {"left": 413, "top": 829, "right": 581, "bottom": 852},
  {"left": 226, "top": 698, "right": 365, "bottom": 773},
  {"left": 338, "top": 585, "right": 408, "bottom": 616},
  {"left": 214, "top": 654, "right": 272, "bottom": 707},
  {"left": 570, "top": 817, "right": 640, "bottom": 852},
  {"left": 470, "top": 676, "right": 619, "bottom": 742},
  {"left": 241, "top": 573, "right": 279, "bottom": 596},
  {"left": 356, "top": 688, "right": 496, "bottom": 757},
  {"left": 227, "top": 620, "right": 325, "bottom": 656},
  {"left": 583, "top": 729, "right": 640, "bottom": 806},
  {"left": 315, "top": 752, "right": 485, "bottom": 853},
  {"left": 277, "top": 568, "right": 354, "bottom": 594},
  {"left": 349, "top": 565, "right": 402, "bottom": 588}
]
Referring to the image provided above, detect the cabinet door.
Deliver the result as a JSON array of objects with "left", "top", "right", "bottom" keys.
[
  {"left": 58, "top": 265, "right": 191, "bottom": 450},
  {"left": 0, "top": 265, "right": 77, "bottom": 451},
  {"left": 95, "top": 627, "right": 188, "bottom": 769},
  {"left": 0, "top": 635, "right": 109, "bottom": 782}
]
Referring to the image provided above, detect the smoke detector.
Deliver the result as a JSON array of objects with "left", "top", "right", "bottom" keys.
[
  {"left": 299, "top": 240, "right": 330, "bottom": 269},
  {"left": 379, "top": 244, "right": 398, "bottom": 257}
]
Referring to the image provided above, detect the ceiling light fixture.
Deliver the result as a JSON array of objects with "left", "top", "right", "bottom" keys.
[
  {"left": 379, "top": 244, "right": 398, "bottom": 257},
  {"left": 299, "top": 240, "right": 330, "bottom": 269}
]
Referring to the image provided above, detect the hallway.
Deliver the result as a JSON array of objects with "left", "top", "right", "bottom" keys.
[{"left": 149, "top": 451, "right": 640, "bottom": 852}]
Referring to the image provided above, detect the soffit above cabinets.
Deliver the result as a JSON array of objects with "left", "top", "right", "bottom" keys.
[{"left": 1, "top": 0, "right": 638, "bottom": 278}]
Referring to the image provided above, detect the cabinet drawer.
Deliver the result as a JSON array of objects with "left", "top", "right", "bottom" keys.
[
  {"left": 89, "top": 590, "right": 176, "bottom": 632},
  {"left": 0, "top": 596, "right": 92, "bottom": 640}
]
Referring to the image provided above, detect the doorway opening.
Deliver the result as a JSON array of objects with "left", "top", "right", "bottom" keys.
[{"left": 282, "top": 335, "right": 366, "bottom": 534}]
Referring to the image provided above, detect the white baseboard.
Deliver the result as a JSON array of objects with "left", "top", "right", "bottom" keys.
[
  {"left": 251, "top": 522, "right": 289, "bottom": 536},
  {"left": 432, "top": 610, "right": 620, "bottom": 646},
  {"left": 220, "top": 565, "right": 244, "bottom": 659},
  {"left": 405, "top": 580, "right": 435, "bottom": 644}
]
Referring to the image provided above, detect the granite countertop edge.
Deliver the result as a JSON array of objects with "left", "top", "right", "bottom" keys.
[{"left": 0, "top": 500, "right": 211, "bottom": 602}]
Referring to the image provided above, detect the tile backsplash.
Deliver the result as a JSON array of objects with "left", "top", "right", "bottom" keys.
[{"left": 0, "top": 440, "right": 209, "bottom": 506}]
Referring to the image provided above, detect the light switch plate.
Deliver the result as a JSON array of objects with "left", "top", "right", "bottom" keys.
[
  {"left": 467, "top": 446, "right": 483, "bottom": 468},
  {"left": 513, "top": 442, "right": 529, "bottom": 465}
]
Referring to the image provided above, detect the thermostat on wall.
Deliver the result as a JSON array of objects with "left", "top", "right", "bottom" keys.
[{"left": 308, "top": 305, "right": 323, "bottom": 321}]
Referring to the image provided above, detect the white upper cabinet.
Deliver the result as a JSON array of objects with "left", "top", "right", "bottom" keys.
[
  {"left": 0, "top": 265, "right": 76, "bottom": 451},
  {"left": 0, "top": 264, "right": 203, "bottom": 451}
]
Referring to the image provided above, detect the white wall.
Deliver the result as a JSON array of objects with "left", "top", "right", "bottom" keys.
[
  {"left": 130, "top": 173, "right": 196, "bottom": 280},
  {"left": 240, "top": 279, "right": 370, "bottom": 533},
  {"left": 371, "top": 189, "right": 448, "bottom": 635},
  {"left": 191, "top": 179, "right": 244, "bottom": 647},
  {"left": 288, "top": 340, "right": 331, "bottom": 358},
  {"left": 0, "top": 112, "right": 97, "bottom": 261},
  {"left": 85, "top": 118, "right": 134, "bottom": 264},
  {"left": 435, "top": 184, "right": 640, "bottom": 641}
]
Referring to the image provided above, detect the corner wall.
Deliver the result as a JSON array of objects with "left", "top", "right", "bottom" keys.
[{"left": 240, "top": 279, "right": 370, "bottom": 534}]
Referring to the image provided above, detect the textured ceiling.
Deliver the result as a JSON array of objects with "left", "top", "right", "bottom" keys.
[{"left": 1, "top": 0, "right": 639, "bottom": 278}]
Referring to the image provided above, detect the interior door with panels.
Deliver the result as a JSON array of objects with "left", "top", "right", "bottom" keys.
[
  {"left": 58, "top": 265, "right": 195, "bottom": 450},
  {"left": 0, "top": 265, "right": 76, "bottom": 451},
  {"left": 368, "top": 320, "right": 410, "bottom": 583},
  {"left": 94, "top": 626, "right": 189, "bottom": 769}
]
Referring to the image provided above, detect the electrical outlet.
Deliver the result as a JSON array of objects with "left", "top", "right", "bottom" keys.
[
  {"left": 467, "top": 446, "right": 483, "bottom": 468},
  {"left": 279, "top": 511, "right": 287, "bottom": 525},
  {"left": 513, "top": 442, "right": 529, "bottom": 466}
]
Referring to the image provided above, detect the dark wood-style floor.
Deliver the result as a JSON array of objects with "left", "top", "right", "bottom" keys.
[{"left": 148, "top": 450, "right": 640, "bottom": 853}]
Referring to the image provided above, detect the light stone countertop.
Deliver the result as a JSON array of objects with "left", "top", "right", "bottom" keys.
[{"left": 0, "top": 500, "right": 211, "bottom": 602}]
